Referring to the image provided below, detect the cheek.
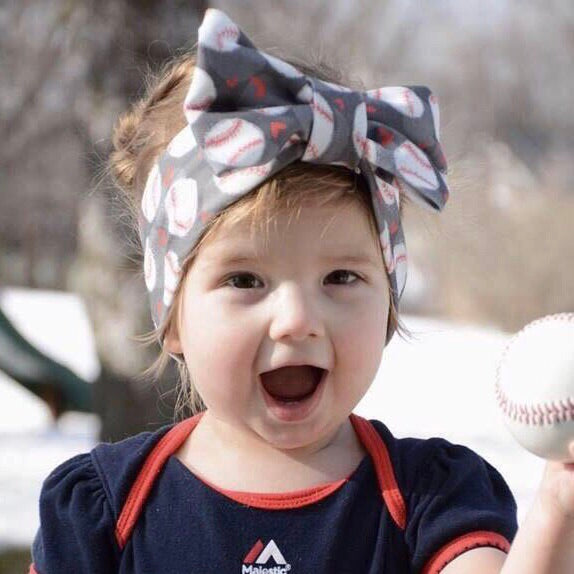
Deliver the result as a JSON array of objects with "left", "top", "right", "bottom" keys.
[
  {"left": 181, "top": 297, "right": 250, "bottom": 348},
  {"left": 336, "top": 299, "right": 388, "bottom": 367},
  {"left": 179, "top": 303, "right": 258, "bottom": 392}
]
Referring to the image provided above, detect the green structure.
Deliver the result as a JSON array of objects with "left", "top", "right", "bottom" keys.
[{"left": 0, "top": 307, "right": 92, "bottom": 417}]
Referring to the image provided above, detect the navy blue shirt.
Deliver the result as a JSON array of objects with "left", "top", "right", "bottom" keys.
[{"left": 31, "top": 415, "right": 517, "bottom": 573}]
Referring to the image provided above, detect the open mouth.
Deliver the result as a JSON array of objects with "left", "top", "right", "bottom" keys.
[{"left": 259, "top": 365, "right": 325, "bottom": 403}]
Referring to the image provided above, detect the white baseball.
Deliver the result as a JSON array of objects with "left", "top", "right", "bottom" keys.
[
  {"left": 261, "top": 52, "right": 303, "bottom": 80},
  {"left": 392, "top": 242, "right": 407, "bottom": 296},
  {"left": 393, "top": 141, "right": 438, "bottom": 191},
  {"left": 368, "top": 86, "right": 424, "bottom": 118},
  {"left": 163, "top": 250, "right": 182, "bottom": 307},
  {"left": 352, "top": 102, "right": 370, "bottom": 162},
  {"left": 184, "top": 68, "right": 217, "bottom": 124},
  {"left": 213, "top": 163, "right": 272, "bottom": 196},
  {"left": 141, "top": 163, "right": 161, "bottom": 223},
  {"left": 165, "top": 178, "right": 199, "bottom": 237},
  {"left": 321, "top": 80, "right": 352, "bottom": 93},
  {"left": 495, "top": 313, "right": 574, "bottom": 462},
  {"left": 379, "top": 222, "right": 393, "bottom": 274},
  {"left": 204, "top": 119, "right": 265, "bottom": 168},
  {"left": 302, "top": 92, "right": 334, "bottom": 161},
  {"left": 199, "top": 9, "right": 240, "bottom": 52},
  {"left": 143, "top": 237, "right": 156, "bottom": 293},
  {"left": 256, "top": 106, "right": 290, "bottom": 117},
  {"left": 167, "top": 125, "right": 197, "bottom": 158},
  {"left": 429, "top": 93, "right": 440, "bottom": 140},
  {"left": 375, "top": 175, "right": 399, "bottom": 207}
]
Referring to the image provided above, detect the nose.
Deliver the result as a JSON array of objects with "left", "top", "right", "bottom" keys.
[{"left": 268, "top": 283, "right": 325, "bottom": 342}]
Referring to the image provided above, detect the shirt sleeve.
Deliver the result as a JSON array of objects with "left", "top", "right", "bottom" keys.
[
  {"left": 30, "top": 452, "right": 120, "bottom": 574},
  {"left": 404, "top": 439, "right": 518, "bottom": 574}
]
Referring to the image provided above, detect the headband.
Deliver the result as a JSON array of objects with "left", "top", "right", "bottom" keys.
[{"left": 138, "top": 8, "right": 450, "bottom": 335}]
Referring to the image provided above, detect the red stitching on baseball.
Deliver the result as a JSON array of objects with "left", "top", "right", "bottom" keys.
[
  {"left": 306, "top": 142, "right": 319, "bottom": 159},
  {"left": 218, "top": 165, "right": 270, "bottom": 181},
  {"left": 217, "top": 26, "right": 239, "bottom": 51},
  {"left": 228, "top": 138, "right": 264, "bottom": 166},
  {"left": 378, "top": 182, "right": 396, "bottom": 205},
  {"left": 165, "top": 252, "right": 181, "bottom": 277},
  {"left": 168, "top": 188, "right": 194, "bottom": 235},
  {"left": 398, "top": 165, "right": 436, "bottom": 188},
  {"left": 173, "top": 217, "right": 192, "bottom": 235},
  {"left": 185, "top": 97, "right": 214, "bottom": 112},
  {"left": 402, "top": 142, "right": 432, "bottom": 169},
  {"left": 496, "top": 313, "right": 574, "bottom": 427},
  {"left": 495, "top": 383, "right": 574, "bottom": 426},
  {"left": 395, "top": 253, "right": 406, "bottom": 265},
  {"left": 204, "top": 119, "right": 242, "bottom": 148},
  {"left": 354, "top": 133, "right": 370, "bottom": 160},
  {"left": 311, "top": 101, "right": 334, "bottom": 123}
]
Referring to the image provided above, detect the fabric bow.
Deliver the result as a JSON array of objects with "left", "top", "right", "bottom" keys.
[{"left": 139, "top": 8, "right": 450, "bottom": 333}]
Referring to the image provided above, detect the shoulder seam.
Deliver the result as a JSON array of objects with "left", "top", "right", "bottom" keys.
[{"left": 91, "top": 448, "right": 116, "bottom": 516}]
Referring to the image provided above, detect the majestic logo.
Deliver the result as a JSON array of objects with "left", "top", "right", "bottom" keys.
[{"left": 242, "top": 539, "right": 292, "bottom": 573}]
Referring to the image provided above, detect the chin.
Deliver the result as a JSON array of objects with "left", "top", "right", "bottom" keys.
[{"left": 259, "top": 419, "right": 332, "bottom": 453}]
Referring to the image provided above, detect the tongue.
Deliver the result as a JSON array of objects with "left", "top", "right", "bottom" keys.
[{"left": 260, "top": 365, "right": 320, "bottom": 401}]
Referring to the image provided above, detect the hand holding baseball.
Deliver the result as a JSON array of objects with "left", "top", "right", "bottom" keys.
[
  {"left": 495, "top": 313, "right": 574, "bottom": 463},
  {"left": 496, "top": 313, "right": 574, "bottom": 523}
]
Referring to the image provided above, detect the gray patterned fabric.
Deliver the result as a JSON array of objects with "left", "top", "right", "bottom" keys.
[{"left": 138, "top": 8, "right": 450, "bottom": 335}]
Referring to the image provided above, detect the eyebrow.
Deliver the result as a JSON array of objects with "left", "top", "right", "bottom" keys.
[{"left": 210, "top": 252, "right": 380, "bottom": 268}]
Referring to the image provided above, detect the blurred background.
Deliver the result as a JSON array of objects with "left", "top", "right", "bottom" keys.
[{"left": 1, "top": 0, "right": 573, "bottom": 571}]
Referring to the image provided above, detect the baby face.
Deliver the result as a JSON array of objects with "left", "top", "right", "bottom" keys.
[{"left": 166, "top": 200, "right": 390, "bottom": 453}]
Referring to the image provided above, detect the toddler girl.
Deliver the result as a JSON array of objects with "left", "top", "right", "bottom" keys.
[{"left": 30, "top": 9, "right": 574, "bottom": 574}]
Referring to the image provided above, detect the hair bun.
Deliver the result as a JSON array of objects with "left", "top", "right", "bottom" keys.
[
  {"left": 110, "top": 106, "right": 145, "bottom": 196},
  {"left": 108, "top": 54, "right": 196, "bottom": 204}
]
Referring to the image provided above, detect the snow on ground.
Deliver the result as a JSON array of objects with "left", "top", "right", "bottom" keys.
[
  {"left": 0, "top": 383, "right": 99, "bottom": 550},
  {"left": 0, "top": 288, "right": 546, "bottom": 549},
  {"left": 0, "top": 288, "right": 101, "bottom": 550}
]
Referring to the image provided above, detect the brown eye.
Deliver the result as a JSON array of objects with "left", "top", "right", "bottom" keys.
[
  {"left": 326, "top": 270, "right": 361, "bottom": 285},
  {"left": 225, "top": 273, "right": 263, "bottom": 289}
]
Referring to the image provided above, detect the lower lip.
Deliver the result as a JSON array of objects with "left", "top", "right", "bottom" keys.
[{"left": 260, "top": 370, "right": 328, "bottom": 423}]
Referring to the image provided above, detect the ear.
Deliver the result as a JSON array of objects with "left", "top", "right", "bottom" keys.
[{"left": 164, "top": 323, "right": 183, "bottom": 354}]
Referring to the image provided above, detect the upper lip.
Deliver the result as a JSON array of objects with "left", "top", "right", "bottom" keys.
[{"left": 259, "top": 362, "right": 328, "bottom": 375}]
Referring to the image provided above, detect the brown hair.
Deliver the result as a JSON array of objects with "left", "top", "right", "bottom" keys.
[{"left": 109, "top": 51, "right": 410, "bottom": 418}]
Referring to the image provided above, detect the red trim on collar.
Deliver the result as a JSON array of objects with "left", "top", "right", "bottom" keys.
[
  {"left": 349, "top": 413, "right": 407, "bottom": 530},
  {"left": 114, "top": 413, "right": 202, "bottom": 549},
  {"left": 199, "top": 473, "right": 349, "bottom": 510},
  {"left": 114, "top": 412, "right": 406, "bottom": 548}
]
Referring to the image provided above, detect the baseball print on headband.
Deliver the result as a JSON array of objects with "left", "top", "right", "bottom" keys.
[{"left": 138, "top": 8, "right": 450, "bottom": 332}]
